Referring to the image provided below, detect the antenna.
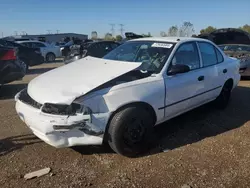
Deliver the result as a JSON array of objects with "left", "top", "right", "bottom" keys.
[
  {"left": 109, "top": 24, "right": 115, "bottom": 36},
  {"left": 119, "top": 24, "right": 124, "bottom": 37}
]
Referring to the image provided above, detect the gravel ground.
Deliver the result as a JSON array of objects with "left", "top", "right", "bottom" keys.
[{"left": 0, "top": 63, "right": 250, "bottom": 188}]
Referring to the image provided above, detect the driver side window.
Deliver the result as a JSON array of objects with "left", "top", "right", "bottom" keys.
[{"left": 170, "top": 42, "right": 200, "bottom": 70}]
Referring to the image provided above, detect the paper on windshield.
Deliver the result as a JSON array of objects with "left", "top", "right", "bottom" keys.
[{"left": 151, "top": 43, "right": 173, "bottom": 48}]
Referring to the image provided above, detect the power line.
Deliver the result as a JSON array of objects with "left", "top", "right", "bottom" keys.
[
  {"left": 119, "top": 24, "right": 124, "bottom": 37},
  {"left": 109, "top": 24, "right": 115, "bottom": 36}
]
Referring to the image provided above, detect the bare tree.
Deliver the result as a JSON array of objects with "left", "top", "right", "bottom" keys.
[
  {"left": 179, "top": 22, "right": 195, "bottom": 37},
  {"left": 167, "top": 25, "right": 179, "bottom": 36}
]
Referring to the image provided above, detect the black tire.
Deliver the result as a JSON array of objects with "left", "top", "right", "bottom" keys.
[
  {"left": 46, "top": 53, "right": 56, "bottom": 62},
  {"left": 214, "top": 81, "right": 233, "bottom": 109},
  {"left": 108, "top": 105, "right": 156, "bottom": 157}
]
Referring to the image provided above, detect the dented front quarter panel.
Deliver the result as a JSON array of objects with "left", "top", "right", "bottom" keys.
[{"left": 79, "top": 74, "right": 165, "bottom": 124}]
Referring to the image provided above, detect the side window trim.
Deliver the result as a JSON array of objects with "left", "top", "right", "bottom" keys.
[
  {"left": 167, "top": 41, "right": 201, "bottom": 75},
  {"left": 195, "top": 41, "right": 203, "bottom": 68}
]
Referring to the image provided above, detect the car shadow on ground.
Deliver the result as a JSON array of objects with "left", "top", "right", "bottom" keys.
[
  {"left": 151, "top": 85, "right": 250, "bottom": 155},
  {"left": 0, "top": 134, "right": 42, "bottom": 156},
  {"left": 74, "top": 86, "right": 250, "bottom": 157},
  {"left": 0, "top": 84, "right": 27, "bottom": 100},
  {"left": 72, "top": 144, "right": 115, "bottom": 155},
  {"left": 26, "top": 67, "right": 56, "bottom": 75}
]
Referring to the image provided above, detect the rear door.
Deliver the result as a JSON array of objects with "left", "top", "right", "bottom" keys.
[{"left": 196, "top": 42, "right": 225, "bottom": 100}]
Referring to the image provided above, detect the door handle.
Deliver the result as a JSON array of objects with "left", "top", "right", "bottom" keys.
[
  {"left": 223, "top": 69, "right": 227, "bottom": 73},
  {"left": 198, "top": 76, "right": 204, "bottom": 81}
]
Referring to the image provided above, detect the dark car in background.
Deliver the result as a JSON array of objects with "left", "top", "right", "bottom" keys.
[
  {"left": 0, "top": 46, "right": 26, "bottom": 85},
  {"left": 0, "top": 39, "right": 44, "bottom": 70},
  {"left": 80, "top": 41, "right": 120, "bottom": 58},
  {"left": 196, "top": 28, "right": 250, "bottom": 77},
  {"left": 61, "top": 39, "right": 94, "bottom": 57},
  {"left": 64, "top": 41, "right": 120, "bottom": 64}
]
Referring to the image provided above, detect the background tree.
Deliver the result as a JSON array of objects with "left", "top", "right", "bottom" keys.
[
  {"left": 115, "top": 35, "right": 123, "bottom": 41},
  {"left": 91, "top": 31, "right": 98, "bottom": 39},
  {"left": 168, "top": 25, "right": 179, "bottom": 36},
  {"left": 200, "top": 26, "right": 217, "bottom": 34},
  {"left": 239, "top": 24, "right": 250, "bottom": 33},
  {"left": 160, "top": 31, "right": 167, "bottom": 37},
  {"left": 104, "top": 33, "right": 113, "bottom": 40},
  {"left": 179, "top": 22, "right": 195, "bottom": 37}
]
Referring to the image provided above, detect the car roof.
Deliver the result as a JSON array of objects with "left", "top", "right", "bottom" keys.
[
  {"left": 130, "top": 37, "right": 210, "bottom": 44},
  {"left": 16, "top": 40, "right": 44, "bottom": 43}
]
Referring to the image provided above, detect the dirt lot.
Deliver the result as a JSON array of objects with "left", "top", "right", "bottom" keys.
[{"left": 0, "top": 63, "right": 250, "bottom": 188}]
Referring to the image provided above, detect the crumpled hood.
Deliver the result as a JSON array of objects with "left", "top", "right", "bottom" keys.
[{"left": 28, "top": 56, "right": 141, "bottom": 104}]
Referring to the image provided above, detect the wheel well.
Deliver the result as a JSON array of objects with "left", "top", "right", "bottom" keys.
[
  {"left": 103, "top": 102, "right": 157, "bottom": 143},
  {"left": 46, "top": 52, "right": 55, "bottom": 57},
  {"left": 224, "top": 78, "right": 233, "bottom": 90}
]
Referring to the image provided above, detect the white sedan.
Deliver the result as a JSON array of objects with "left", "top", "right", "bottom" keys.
[
  {"left": 16, "top": 40, "right": 61, "bottom": 62},
  {"left": 15, "top": 37, "right": 241, "bottom": 157}
]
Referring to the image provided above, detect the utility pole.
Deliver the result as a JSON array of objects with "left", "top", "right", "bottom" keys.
[
  {"left": 1, "top": 32, "right": 3, "bottom": 38},
  {"left": 14, "top": 31, "right": 18, "bottom": 36},
  {"left": 109, "top": 24, "right": 115, "bottom": 36},
  {"left": 22, "top": 31, "right": 26, "bottom": 35},
  {"left": 56, "top": 30, "right": 60, "bottom": 34},
  {"left": 119, "top": 24, "right": 124, "bottom": 37},
  {"left": 47, "top": 30, "right": 51, "bottom": 34}
]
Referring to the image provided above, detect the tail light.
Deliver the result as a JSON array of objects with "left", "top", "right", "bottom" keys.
[{"left": 1, "top": 49, "right": 17, "bottom": 60}]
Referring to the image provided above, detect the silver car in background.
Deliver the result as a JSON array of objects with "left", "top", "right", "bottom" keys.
[{"left": 219, "top": 44, "right": 250, "bottom": 77}]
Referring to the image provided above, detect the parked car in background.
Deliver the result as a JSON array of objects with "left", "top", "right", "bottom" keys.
[
  {"left": 64, "top": 41, "right": 120, "bottom": 64},
  {"left": 16, "top": 40, "right": 61, "bottom": 62},
  {"left": 0, "top": 39, "right": 44, "bottom": 70},
  {"left": 61, "top": 39, "right": 94, "bottom": 57},
  {"left": 15, "top": 37, "right": 240, "bottom": 157},
  {"left": 219, "top": 44, "right": 250, "bottom": 77},
  {"left": 0, "top": 46, "right": 26, "bottom": 85}
]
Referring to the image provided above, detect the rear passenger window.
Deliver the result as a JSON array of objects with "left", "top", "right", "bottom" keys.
[
  {"left": 215, "top": 48, "right": 224, "bottom": 63},
  {"left": 198, "top": 42, "right": 218, "bottom": 67}
]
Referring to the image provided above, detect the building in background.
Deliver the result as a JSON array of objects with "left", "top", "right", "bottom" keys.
[{"left": 2, "top": 33, "right": 88, "bottom": 43}]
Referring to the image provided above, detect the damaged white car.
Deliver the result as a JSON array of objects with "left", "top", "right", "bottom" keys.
[{"left": 15, "top": 37, "right": 241, "bottom": 157}]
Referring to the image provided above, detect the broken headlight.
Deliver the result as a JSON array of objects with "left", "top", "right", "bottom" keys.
[{"left": 41, "top": 103, "right": 92, "bottom": 115}]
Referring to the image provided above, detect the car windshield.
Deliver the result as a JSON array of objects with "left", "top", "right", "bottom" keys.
[{"left": 103, "top": 41, "right": 175, "bottom": 73}]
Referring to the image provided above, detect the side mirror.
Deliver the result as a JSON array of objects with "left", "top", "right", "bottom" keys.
[{"left": 168, "top": 64, "right": 190, "bottom": 75}]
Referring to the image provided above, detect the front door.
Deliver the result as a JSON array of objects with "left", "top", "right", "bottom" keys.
[{"left": 162, "top": 42, "right": 207, "bottom": 119}]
